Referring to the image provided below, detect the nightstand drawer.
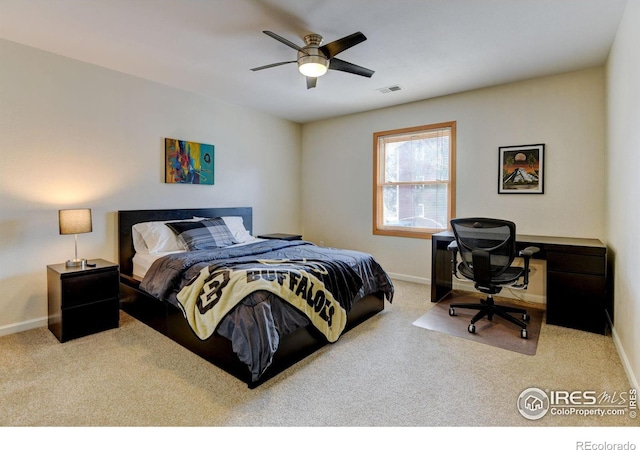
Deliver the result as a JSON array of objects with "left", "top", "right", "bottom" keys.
[
  {"left": 60, "top": 298, "right": 120, "bottom": 342},
  {"left": 62, "top": 269, "right": 119, "bottom": 308},
  {"left": 48, "top": 259, "right": 120, "bottom": 343}
]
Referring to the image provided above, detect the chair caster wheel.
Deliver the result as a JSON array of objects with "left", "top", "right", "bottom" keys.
[
  {"left": 520, "top": 328, "right": 528, "bottom": 339},
  {"left": 468, "top": 324, "right": 476, "bottom": 334},
  {"left": 449, "top": 307, "right": 456, "bottom": 316},
  {"left": 523, "top": 313, "right": 530, "bottom": 322}
]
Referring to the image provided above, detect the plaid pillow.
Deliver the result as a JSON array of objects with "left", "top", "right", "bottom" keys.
[{"left": 166, "top": 218, "right": 237, "bottom": 250}]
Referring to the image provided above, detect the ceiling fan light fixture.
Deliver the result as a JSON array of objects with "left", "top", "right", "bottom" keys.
[
  {"left": 298, "top": 55, "right": 328, "bottom": 77},
  {"left": 253, "top": 30, "right": 374, "bottom": 87}
]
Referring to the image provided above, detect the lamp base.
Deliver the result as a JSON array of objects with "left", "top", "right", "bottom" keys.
[{"left": 65, "top": 259, "right": 87, "bottom": 268}]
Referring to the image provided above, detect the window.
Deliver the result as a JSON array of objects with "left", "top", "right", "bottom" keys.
[{"left": 373, "top": 121, "right": 456, "bottom": 238}]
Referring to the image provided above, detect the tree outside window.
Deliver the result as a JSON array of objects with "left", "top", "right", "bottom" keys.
[{"left": 373, "top": 122, "right": 456, "bottom": 238}]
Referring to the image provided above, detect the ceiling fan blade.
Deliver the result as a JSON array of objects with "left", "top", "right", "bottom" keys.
[
  {"left": 319, "top": 32, "right": 367, "bottom": 59},
  {"left": 251, "top": 61, "right": 296, "bottom": 71},
  {"left": 306, "top": 76, "right": 317, "bottom": 89},
  {"left": 328, "top": 58, "right": 375, "bottom": 78},
  {"left": 263, "top": 30, "right": 308, "bottom": 54}
]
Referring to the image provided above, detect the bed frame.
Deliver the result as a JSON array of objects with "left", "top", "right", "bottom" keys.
[{"left": 117, "top": 207, "right": 385, "bottom": 388}]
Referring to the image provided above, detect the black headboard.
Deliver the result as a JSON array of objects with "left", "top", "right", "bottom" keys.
[{"left": 117, "top": 207, "right": 253, "bottom": 277}]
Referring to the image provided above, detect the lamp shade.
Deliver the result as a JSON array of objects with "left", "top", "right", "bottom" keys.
[
  {"left": 298, "top": 55, "right": 329, "bottom": 77},
  {"left": 59, "top": 209, "right": 92, "bottom": 235},
  {"left": 299, "top": 61, "right": 328, "bottom": 77}
]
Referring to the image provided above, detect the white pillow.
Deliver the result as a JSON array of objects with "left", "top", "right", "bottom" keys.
[
  {"left": 193, "top": 216, "right": 252, "bottom": 243},
  {"left": 132, "top": 226, "right": 150, "bottom": 253},
  {"left": 132, "top": 219, "right": 197, "bottom": 253}
]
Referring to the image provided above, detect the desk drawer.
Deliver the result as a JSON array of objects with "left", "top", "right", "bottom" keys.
[
  {"left": 547, "top": 271, "right": 607, "bottom": 334},
  {"left": 546, "top": 252, "right": 605, "bottom": 276}
]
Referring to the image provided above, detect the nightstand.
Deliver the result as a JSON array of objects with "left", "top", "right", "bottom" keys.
[
  {"left": 257, "top": 233, "right": 303, "bottom": 241},
  {"left": 47, "top": 259, "right": 120, "bottom": 342}
]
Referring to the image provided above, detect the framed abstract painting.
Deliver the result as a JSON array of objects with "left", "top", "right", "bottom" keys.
[
  {"left": 165, "top": 138, "right": 215, "bottom": 185},
  {"left": 498, "top": 144, "right": 545, "bottom": 194}
]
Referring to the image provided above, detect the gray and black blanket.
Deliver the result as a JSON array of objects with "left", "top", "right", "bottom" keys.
[
  {"left": 177, "top": 257, "right": 363, "bottom": 343},
  {"left": 140, "top": 240, "right": 394, "bottom": 381}
]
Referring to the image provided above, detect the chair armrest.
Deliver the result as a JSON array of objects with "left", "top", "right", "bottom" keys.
[
  {"left": 447, "top": 241, "right": 458, "bottom": 251},
  {"left": 519, "top": 246, "right": 540, "bottom": 258},
  {"left": 518, "top": 246, "right": 540, "bottom": 286}
]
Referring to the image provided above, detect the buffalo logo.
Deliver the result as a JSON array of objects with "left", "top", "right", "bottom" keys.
[{"left": 197, "top": 269, "right": 231, "bottom": 314}]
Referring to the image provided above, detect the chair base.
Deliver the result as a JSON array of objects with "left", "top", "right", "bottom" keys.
[{"left": 449, "top": 296, "right": 529, "bottom": 339}]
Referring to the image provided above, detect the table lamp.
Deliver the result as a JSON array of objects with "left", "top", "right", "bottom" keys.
[{"left": 59, "top": 208, "right": 92, "bottom": 267}]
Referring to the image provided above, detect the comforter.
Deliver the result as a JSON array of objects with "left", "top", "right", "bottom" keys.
[{"left": 140, "top": 240, "right": 394, "bottom": 381}]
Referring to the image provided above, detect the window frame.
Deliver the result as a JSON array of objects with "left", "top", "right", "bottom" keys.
[{"left": 373, "top": 121, "right": 456, "bottom": 239}]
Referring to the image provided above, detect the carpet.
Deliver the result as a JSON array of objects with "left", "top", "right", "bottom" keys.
[{"left": 412, "top": 294, "right": 544, "bottom": 355}]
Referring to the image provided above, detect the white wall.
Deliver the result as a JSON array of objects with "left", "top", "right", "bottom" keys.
[
  {"left": 301, "top": 68, "right": 606, "bottom": 285},
  {"left": 0, "top": 40, "right": 302, "bottom": 334},
  {"left": 606, "top": 0, "right": 640, "bottom": 388}
]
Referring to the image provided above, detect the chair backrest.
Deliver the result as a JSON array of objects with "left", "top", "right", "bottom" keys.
[{"left": 450, "top": 218, "right": 517, "bottom": 280}]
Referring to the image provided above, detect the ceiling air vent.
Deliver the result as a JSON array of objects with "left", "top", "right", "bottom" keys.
[{"left": 376, "top": 85, "right": 402, "bottom": 94}]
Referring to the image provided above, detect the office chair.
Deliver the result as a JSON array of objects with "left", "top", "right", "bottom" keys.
[{"left": 447, "top": 218, "right": 539, "bottom": 339}]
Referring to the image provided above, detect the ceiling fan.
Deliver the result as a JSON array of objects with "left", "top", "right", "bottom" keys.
[{"left": 251, "top": 30, "right": 375, "bottom": 89}]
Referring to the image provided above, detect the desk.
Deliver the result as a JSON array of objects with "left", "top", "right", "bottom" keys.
[{"left": 431, "top": 231, "right": 610, "bottom": 335}]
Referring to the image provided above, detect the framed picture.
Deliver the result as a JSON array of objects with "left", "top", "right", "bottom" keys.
[
  {"left": 498, "top": 144, "right": 545, "bottom": 194},
  {"left": 165, "top": 138, "right": 214, "bottom": 185}
]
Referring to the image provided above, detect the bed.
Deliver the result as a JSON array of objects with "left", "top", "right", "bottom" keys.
[{"left": 117, "top": 207, "right": 393, "bottom": 388}]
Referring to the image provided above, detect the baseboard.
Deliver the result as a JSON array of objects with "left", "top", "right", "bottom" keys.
[
  {"left": 388, "top": 272, "right": 429, "bottom": 285},
  {"left": 610, "top": 322, "right": 639, "bottom": 390},
  {"left": 452, "top": 280, "right": 546, "bottom": 305},
  {"left": 387, "top": 273, "right": 545, "bottom": 304},
  {"left": 0, "top": 316, "right": 47, "bottom": 337}
]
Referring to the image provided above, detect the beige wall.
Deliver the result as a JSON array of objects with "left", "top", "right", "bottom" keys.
[
  {"left": 0, "top": 40, "right": 302, "bottom": 334},
  {"left": 606, "top": 0, "right": 640, "bottom": 389},
  {"left": 301, "top": 68, "right": 606, "bottom": 289}
]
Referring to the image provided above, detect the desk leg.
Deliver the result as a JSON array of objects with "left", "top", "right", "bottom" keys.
[{"left": 431, "top": 245, "right": 453, "bottom": 302}]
